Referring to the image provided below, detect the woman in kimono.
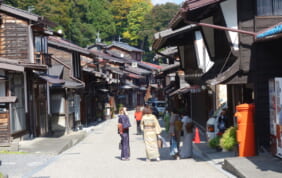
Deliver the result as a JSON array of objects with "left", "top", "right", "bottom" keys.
[
  {"left": 140, "top": 107, "right": 162, "bottom": 162},
  {"left": 180, "top": 115, "right": 194, "bottom": 158},
  {"left": 118, "top": 107, "right": 131, "bottom": 160}
]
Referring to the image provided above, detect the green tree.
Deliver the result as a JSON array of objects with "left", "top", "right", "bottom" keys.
[
  {"left": 140, "top": 3, "right": 180, "bottom": 62},
  {"left": 5, "top": 0, "right": 37, "bottom": 10},
  {"left": 111, "top": 0, "right": 132, "bottom": 38},
  {"left": 141, "top": 3, "right": 180, "bottom": 48},
  {"left": 123, "top": 1, "right": 152, "bottom": 46},
  {"left": 33, "top": 0, "right": 115, "bottom": 47}
]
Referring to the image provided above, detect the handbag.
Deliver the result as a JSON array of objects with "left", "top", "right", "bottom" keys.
[{"left": 157, "top": 136, "right": 163, "bottom": 148}]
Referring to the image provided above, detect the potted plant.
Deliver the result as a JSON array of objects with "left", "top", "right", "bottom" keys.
[
  {"left": 219, "top": 126, "right": 237, "bottom": 151},
  {"left": 208, "top": 135, "right": 221, "bottom": 151}
]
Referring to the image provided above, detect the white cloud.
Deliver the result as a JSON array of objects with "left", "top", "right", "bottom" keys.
[{"left": 152, "top": 0, "right": 183, "bottom": 5}]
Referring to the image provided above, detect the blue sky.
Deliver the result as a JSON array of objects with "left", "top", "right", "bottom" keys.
[{"left": 152, "top": 0, "right": 183, "bottom": 5}]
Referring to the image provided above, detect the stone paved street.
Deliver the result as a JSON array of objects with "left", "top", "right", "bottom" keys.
[{"left": 24, "top": 110, "right": 231, "bottom": 178}]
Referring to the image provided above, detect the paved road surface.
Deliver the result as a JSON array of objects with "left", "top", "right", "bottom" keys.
[{"left": 25, "top": 110, "right": 231, "bottom": 178}]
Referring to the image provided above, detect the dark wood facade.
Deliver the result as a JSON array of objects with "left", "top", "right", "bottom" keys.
[
  {"left": 0, "top": 4, "right": 51, "bottom": 146},
  {"left": 251, "top": 37, "right": 282, "bottom": 149},
  {"left": 0, "top": 14, "right": 29, "bottom": 60}
]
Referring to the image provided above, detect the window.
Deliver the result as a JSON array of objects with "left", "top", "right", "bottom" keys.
[
  {"left": 34, "top": 36, "right": 48, "bottom": 53},
  {"left": 72, "top": 52, "right": 81, "bottom": 79},
  {"left": 34, "top": 36, "right": 49, "bottom": 64},
  {"left": 257, "top": 0, "right": 282, "bottom": 16}
]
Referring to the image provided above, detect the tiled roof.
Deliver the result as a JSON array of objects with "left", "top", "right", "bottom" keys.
[
  {"left": 48, "top": 36, "right": 90, "bottom": 55},
  {"left": 0, "top": 4, "right": 40, "bottom": 21},
  {"left": 140, "top": 61, "right": 162, "bottom": 69},
  {"left": 108, "top": 41, "right": 144, "bottom": 53},
  {"left": 125, "top": 66, "right": 151, "bottom": 75}
]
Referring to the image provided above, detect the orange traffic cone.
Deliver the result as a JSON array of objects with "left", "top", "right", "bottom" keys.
[{"left": 193, "top": 127, "right": 201, "bottom": 143}]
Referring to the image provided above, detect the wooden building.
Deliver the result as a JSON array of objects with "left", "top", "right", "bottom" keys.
[
  {"left": 153, "top": 0, "right": 282, "bottom": 155},
  {"left": 107, "top": 41, "right": 144, "bottom": 61},
  {"left": 47, "top": 36, "right": 86, "bottom": 134},
  {"left": 0, "top": 3, "right": 53, "bottom": 145}
]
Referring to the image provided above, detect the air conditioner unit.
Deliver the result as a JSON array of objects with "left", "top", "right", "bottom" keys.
[{"left": 131, "top": 62, "right": 137, "bottom": 67}]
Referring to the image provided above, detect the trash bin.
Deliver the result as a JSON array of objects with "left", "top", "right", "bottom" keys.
[{"left": 234, "top": 103, "right": 255, "bottom": 157}]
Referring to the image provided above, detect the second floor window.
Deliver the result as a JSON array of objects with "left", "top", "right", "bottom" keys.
[
  {"left": 34, "top": 36, "right": 48, "bottom": 53},
  {"left": 257, "top": 0, "right": 282, "bottom": 16}
]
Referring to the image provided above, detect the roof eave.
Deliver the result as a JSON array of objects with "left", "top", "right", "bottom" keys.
[{"left": 0, "top": 4, "right": 39, "bottom": 22}]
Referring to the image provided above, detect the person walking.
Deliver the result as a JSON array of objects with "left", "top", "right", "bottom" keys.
[
  {"left": 134, "top": 106, "right": 143, "bottom": 135},
  {"left": 169, "top": 112, "right": 182, "bottom": 160},
  {"left": 180, "top": 115, "right": 194, "bottom": 158},
  {"left": 217, "top": 108, "right": 228, "bottom": 134},
  {"left": 140, "top": 107, "right": 162, "bottom": 162},
  {"left": 117, "top": 107, "right": 131, "bottom": 161}
]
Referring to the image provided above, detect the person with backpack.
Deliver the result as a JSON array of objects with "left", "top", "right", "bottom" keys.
[
  {"left": 117, "top": 107, "right": 131, "bottom": 161},
  {"left": 180, "top": 114, "right": 194, "bottom": 158},
  {"left": 169, "top": 112, "right": 182, "bottom": 160},
  {"left": 217, "top": 109, "right": 228, "bottom": 134}
]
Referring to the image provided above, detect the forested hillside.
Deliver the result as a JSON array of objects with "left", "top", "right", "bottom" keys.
[{"left": 4, "top": 0, "right": 180, "bottom": 61}]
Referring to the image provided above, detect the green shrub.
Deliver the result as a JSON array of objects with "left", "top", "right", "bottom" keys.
[
  {"left": 208, "top": 136, "right": 221, "bottom": 149},
  {"left": 219, "top": 126, "right": 237, "bottom": 151}
]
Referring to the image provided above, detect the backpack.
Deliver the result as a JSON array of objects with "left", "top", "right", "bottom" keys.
[
  {"left": 218, "top": 118, "right": 226, "bottom": 130},
  {"left": 185, "top": 122, "right": 194, "bottom": 133},
  {"left": 174, "top": 119, "right": 183, "bottom": 131}
]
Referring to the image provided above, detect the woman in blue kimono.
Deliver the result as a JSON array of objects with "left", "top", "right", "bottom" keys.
[{"left": 118, "top": 107, "right": 131, "bottom": 160}]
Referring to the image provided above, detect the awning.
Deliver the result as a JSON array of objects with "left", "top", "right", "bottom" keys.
[
  {"left": 82, "top": 67, "right": 106, "bottom": 78},
  {"left": 107, "top": 67, "right": 125, "bottom": 75},
  {"left": 169, "top": 85, "right": 201, "bottom": 97},
  {"left": 153, "top": 24, "right": 198, "bottom": 50},
  {"left": 49, "top": 65, "right": 64, "bottom": 77},
  {"left": 201, "top": 57, "right": 238, "bottom": 84},
  {"left": 63, "top": 81, "right": 84, "bottom": 89},
  {"left": 39, "top": 75, "right": 65, "bottom": 85},
  {"left": 127, "top": 73, "right": 145, "bottom": 79},
  {"left": 205, "top": 59, "right": 243, "bottom": 85},
  {"left": 0, "top": 58, "right": 47, "bottom": 72},
  {"left": 255, "top": 22, "right": 282, "bottom": 42},
  {"left": 164, "top": 81, "right": 178, "bottom": 95},
  {"left": 0, "top": 96, "right": 17, "bottom": 103},
  {"left": 125, "top": 66, "right": 151, "bottom": 75},
  {"left": 158, "top": 62, "right": 180, "bottom": 73},
  {"left": 120, "top": 82, "right": 138, "bottom": 90}
]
